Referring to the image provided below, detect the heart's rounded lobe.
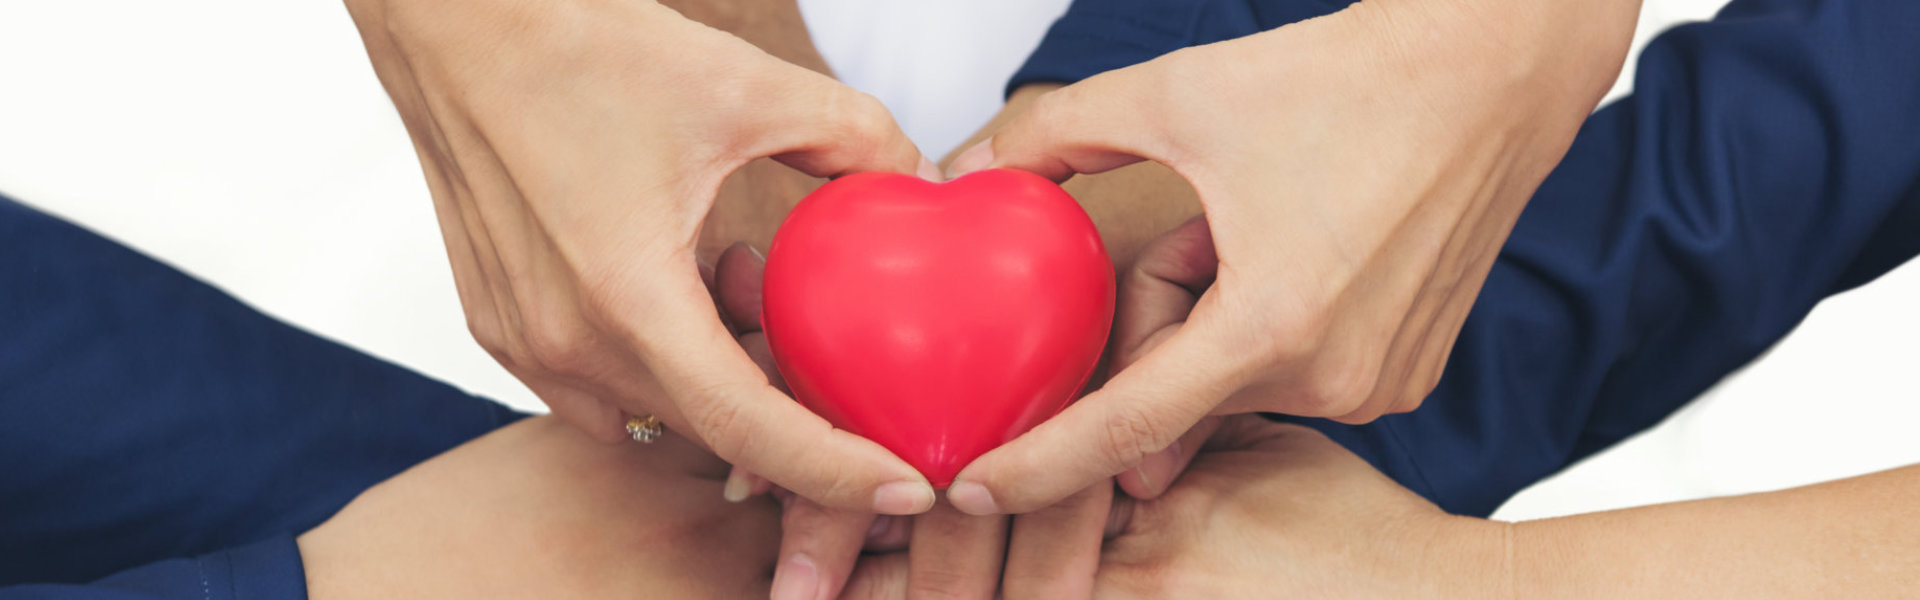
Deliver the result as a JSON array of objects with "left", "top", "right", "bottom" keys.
[{"left": 762, "top": 169, "right": 1114, "bottom": 487}]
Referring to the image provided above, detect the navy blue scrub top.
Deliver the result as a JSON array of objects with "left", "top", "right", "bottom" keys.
[{"left": 5, "top": 0, "right": 1918, "bottom": 596}]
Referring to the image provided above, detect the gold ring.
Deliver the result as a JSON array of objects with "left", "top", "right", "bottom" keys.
[{"left": 625, "top": 414, "right": 663, "bottom": 443}]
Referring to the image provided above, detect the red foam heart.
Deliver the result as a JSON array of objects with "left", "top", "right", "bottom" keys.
[{"left": 762, "top": 169, "right": 1114, "bottom": 487}]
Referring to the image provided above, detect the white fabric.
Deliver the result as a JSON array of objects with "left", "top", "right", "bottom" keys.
[
  {"left": 0, "top": 0, "right": 1914, "bottom": 521},
  {"left": 799, "top": 0, "right": 1072, "bottom": 158}
]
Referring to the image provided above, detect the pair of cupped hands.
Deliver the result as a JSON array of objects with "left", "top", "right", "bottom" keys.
[{"left": 344, "top": 0, "right": 1632, "bottom": 595}]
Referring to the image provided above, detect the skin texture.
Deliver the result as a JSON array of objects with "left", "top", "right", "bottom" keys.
[
  {"left": 294, "top": 408, "right": 1920, "bottom": 599},
  {"left": 341, "top": 0, "right": 940, "bottom": 515},
  {"left": 1510, "top": 465, "right": 1920, "bottom": 597},
  {"left": 298, "top": 416, "right": 782, "bottom": 600},
  {"left": 944, "top": 0, "right": 1646, "bottom": 516},
  {"left": 1090, "top": 416, "right": 1511, "bottom": 600}
]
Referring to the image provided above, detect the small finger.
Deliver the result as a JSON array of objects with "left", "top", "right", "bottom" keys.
[
  {"left": 715, "top": 242, "right": 767, "bottom": 334},
  {"left": 907, "top": 500, "right": 1008, "bottom": 600},
  {"left": 724, "top": 463, "right": 767, "bottom": 503},
  {"left": 862, "top": 514, "right": 913, "bottom": 553},
  {"left": 841, "top": 553, "right": 911, "bottom": 600},
  {"left": 1110, "top": 216, "right": 1216, "bottom": 371},
  {"left": 776, "top": 495, "right": 876, "bottom": 600},
  {"left": 1002, "top": 483, "right": 1113, "bottom": 600},
  {"left": 1115, "top": 416, "right": 1222, "bottom": 500}
]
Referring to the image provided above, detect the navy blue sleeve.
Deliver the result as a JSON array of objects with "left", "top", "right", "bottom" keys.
[
  {"left": 1020, "top": 0, "right": 1920, "bottom": 516},
  {"left": 0, "top": 196, "right": 524, "bottom": 595},
  {"left": 0, "top": 536, "right": 304, "bottom": 600},
  {"left": 1008, "top": 0, "right": 1355, "bottom": 94}
]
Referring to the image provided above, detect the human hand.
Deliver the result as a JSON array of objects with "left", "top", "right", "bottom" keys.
[
  {"left": 705, "top": 240, "right": 1011, "bottom": 600},
  {"left": 299, "top": 243, "right": 810, "bottom": 599},
  {"left": 943, "top": 0, "right": 1640, "bottom": 514},
  {"left": 296, "top": 415, "right": 782, "bottom": 600},
  {"left": 774, "top": 220, "right": 1222, "bottom": 599},
  {"left": 342, "top": 0, "right": 938, "bottom": 513},
  {"left": 812, "top": 419, "right": 1506, "bottom": 600},
  {"left": 777, "top": 489, "right": 1116, "bottom": 600},
  {"left": 1097, "top": 415, "right": 1508, "bottom": 599}
]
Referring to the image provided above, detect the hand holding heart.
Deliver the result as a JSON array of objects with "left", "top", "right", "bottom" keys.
[
  {"left": 345, "top": 0, "right": 943, "bottom": 513},
  {"left": 936, "top": 0, "right": 1641, "bottom": 515},
  {"left": 752, "top": 173, "right": 1213, "bottom": 600}
]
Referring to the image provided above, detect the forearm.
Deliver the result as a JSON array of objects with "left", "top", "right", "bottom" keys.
[
  {"left": 300, "top": 418, "right": 779, "bottom": 600},
  {"left": 1510, "top": 464, "right": 1920, "bottom": 596}
]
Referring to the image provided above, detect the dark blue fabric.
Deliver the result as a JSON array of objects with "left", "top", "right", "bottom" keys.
[
  {"left": 1017, "top": 0, "right": 1920, "bottom": 516},
  {"left": 1008, "top": 0, "right": 1355, "bottom": 95},
  {"left": 0, "top": 197, "right": 523, "bottom": 597},
  {"left": 5, "top": 0, "right": 1920, "bottom": 594},
  {"left": 0, "top": 535, "right": 304, "bottom": 600}
]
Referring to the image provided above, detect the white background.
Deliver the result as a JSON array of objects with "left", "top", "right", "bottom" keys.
[{"left": 0, "top": 0, "right": 1913, "bottom": 520}]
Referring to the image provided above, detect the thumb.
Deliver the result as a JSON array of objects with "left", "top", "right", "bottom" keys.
[
  {"left": 1115, "top": 416, "right": 1222, "bottom": 500},
  {"left": 1107, "top": 217, "right": 1221, "bottom": 500},
  {"left": 762, "top": 82, "right": 926, "bottom": 179},
  {"left": 945, "top": 216, "right": 1248, "bottom": 515},
  {"left": 946, "top": 314, "right": 1255, "bottom": 515},
  {"left": 948, "top": 72, "right": 1169, "bottom": 181},
  {"left": 627, "top": 271, "right": 932, "bottom": 514}
]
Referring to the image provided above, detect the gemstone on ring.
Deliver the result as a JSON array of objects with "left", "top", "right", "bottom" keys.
[{"left": 626, "top": 414, "right": 663, "bottom": 443}]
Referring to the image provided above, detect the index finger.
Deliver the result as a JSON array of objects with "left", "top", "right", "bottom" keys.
[
  {"left": 624, "top": 273, "right": 934, "bottom": 515},
  {"left": 946, "top": 315, "right": 1252, "bottom": 515}
]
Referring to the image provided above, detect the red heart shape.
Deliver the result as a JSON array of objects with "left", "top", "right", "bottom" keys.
[{"left": 763, "top": 169, "right": 1114, "bottom": 487}]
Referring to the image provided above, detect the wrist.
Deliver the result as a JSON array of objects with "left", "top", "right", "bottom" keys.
[
  {"left": 1347, "top": 0, "right": 1639, "bottom": 124},
  {"left": 1418, "top": 515, "right": 1517, "bottom": 599}
]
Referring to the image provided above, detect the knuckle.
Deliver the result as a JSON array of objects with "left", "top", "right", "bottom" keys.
[
  {"left": 1297, "top": 359, "right": 1380, "bottom": 419},
  {"left": 1017, "top": 91, "right": 1077, "bottom": 142},
  {"left": 1100, "top": 403, "right": 1175, "bottom": 474},
  {"left": 906, "top": 567, "right": 991, "bottom": 600},
  {"left": 691, "top": 394, "right": 751, "bottom": 459},
  {"left": 1403, "top": 376, "right": 1439, "bottom": 413},
  {"left": 522, "top": 312, "right": 592, "bottom": 376},
  {"left": 832, "top": 93, "right": 896, "bottom": 144},
  {"left": 814, "top": 463, "right": 873, "bottom": 509},
  {"left": 1241, "top": 297, "right": 1333, "bottom": 368},
  {"left": 465, "top": 312, "right": 506, "bottom": 354}
]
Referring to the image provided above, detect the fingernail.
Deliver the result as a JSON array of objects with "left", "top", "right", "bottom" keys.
[
  {"left": 1144, "top": 438, "right": 1183, "bottom": 494},
  {"left": 872, "top": 481, "right": 935, "bottom": 515},
  {"left": 865, "top": 515, "right": 894, "bottom": 541},
  {"left": 1129, "top": 466, "right": 1154, "bottom": 496},
  {"left": 770, "top": 553, "right": 821, "bottom": 600},
  {"left": 946, "top": 481, "right": 1001, "bottom": 515},
  {"left": 947, "top": 139, "right": 994, "bottom": 178},
  {"left": 723, "top": 467, "right": 754, "bottom": 503},
  {"left": 917, "top": 157, "right": 944, "bottom": 182}
]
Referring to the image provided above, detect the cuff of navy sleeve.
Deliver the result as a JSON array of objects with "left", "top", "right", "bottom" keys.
[
  {"left": 86, "top": 534, "right": 308, "bottom": 600},
  {"left": 217, "top": 535, "right": 307, "bottom": 600}
]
